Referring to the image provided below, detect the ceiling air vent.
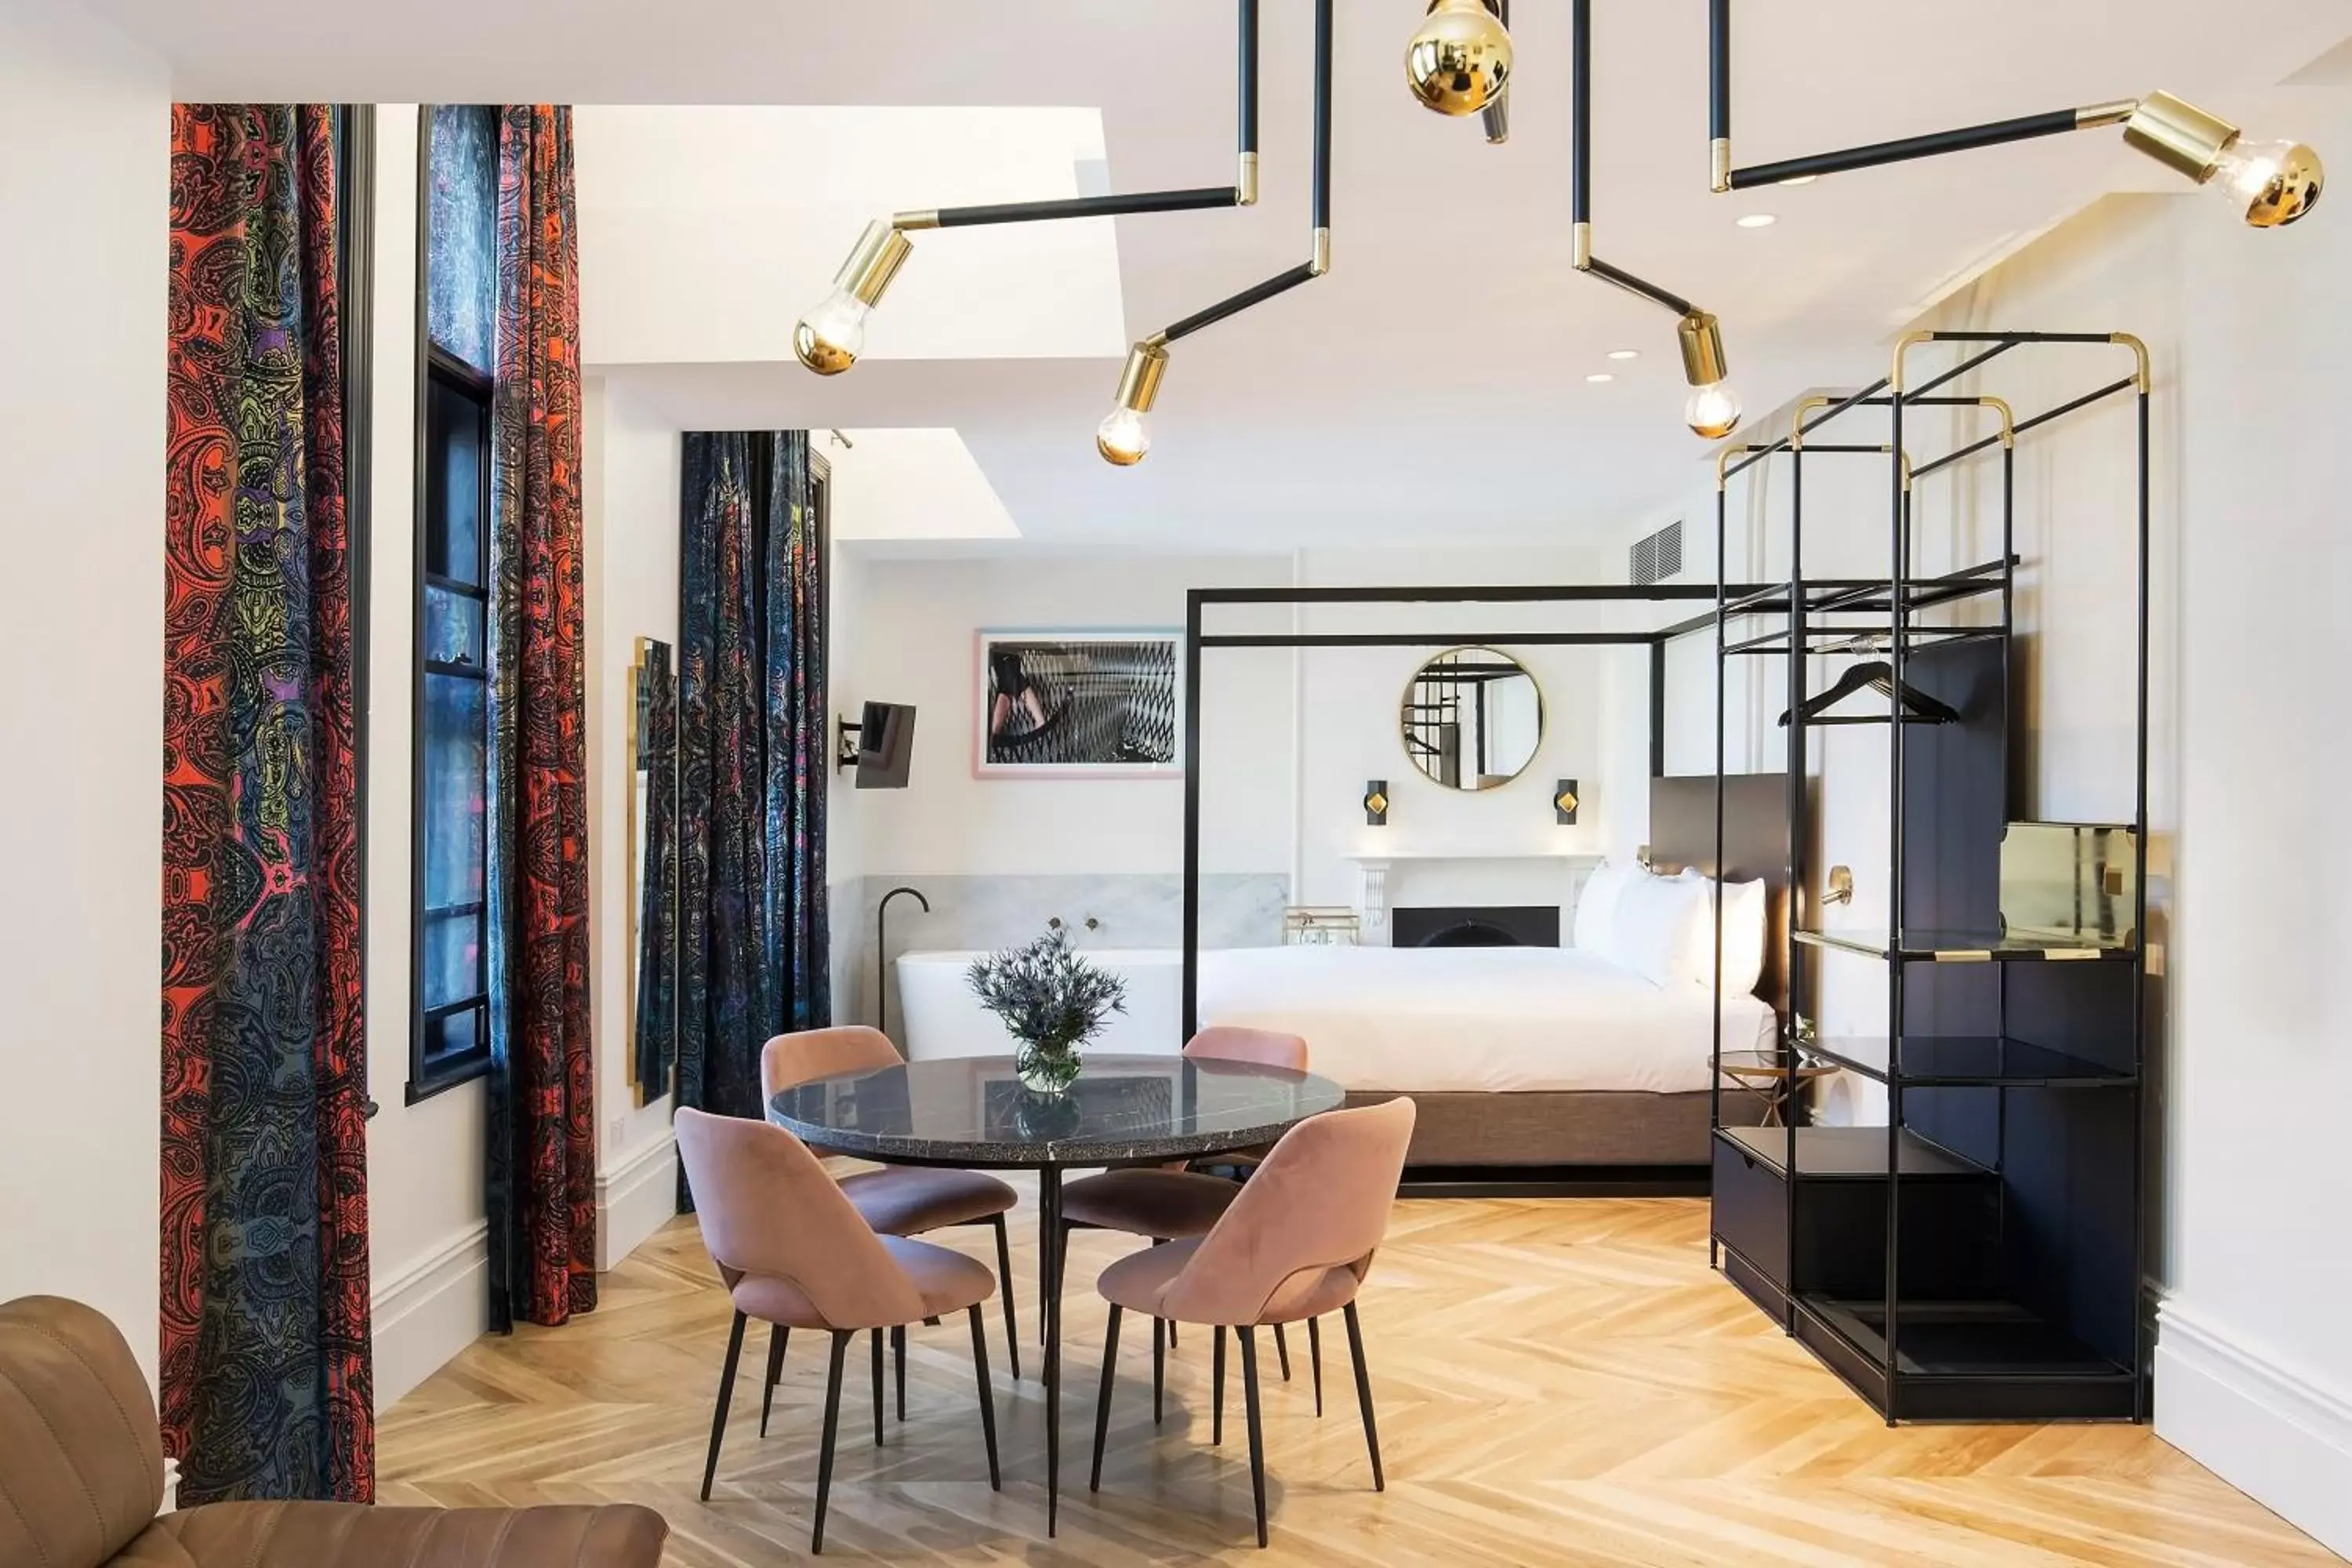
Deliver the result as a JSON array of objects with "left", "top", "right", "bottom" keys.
[{"left": 1631, "top": 519, "right": 1683, "bottom": 586}]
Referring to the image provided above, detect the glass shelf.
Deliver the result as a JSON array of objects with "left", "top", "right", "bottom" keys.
[
  {"left": 1795, "top": 927, "right": 2137, "bottom": 963},
  {"left": 1715, "top": 1125, "right": 1988, "bottom": 1181},
  {"left": 1803, "top": 1036, "right": 2136, "bottom": 1088}
]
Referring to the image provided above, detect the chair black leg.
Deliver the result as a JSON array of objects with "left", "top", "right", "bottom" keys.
[
  {"left": 1343, "top": 1301, "right": 1385, "bottom": 1493},
  {"left": 812, "top": 1330, "right": 851, "bottom": 1555},
  {"left": 870, "top": 1328, "right": 884, "bottom": 1448},
  {"left": 1274, "top": 1321, "right": 1292, "bottom": 1381},
  {"left": 1152, "top": 1240, "right": 1176, "bottom": 1349},
  {"left": 701, "top": 1309, "right": 748, "bottom": 1502},
  {"left": 892, "top": 1324, "right": 906, "bottom": 1422},
  {"left": 1091, "top": 1304, "right": 1122, "bottom": 1492},
  {"left": 1152, "top": 1318, "right": 1166, "bottom": 1425},
  {"left": 967, "top": 1305, "right": 1001, "bottom": 1491},
  {"left": 989, "top": 1214, "right": 1021, "bottom": 1381},
  {"left": 1212, "top": 1325, "right": 1226, "bottom": 1446},
  {"left": 1307, "top": 1316, "right": 1323, "bottom": 1417},
  {"left": 760, "top": 1324, "right": 789, "bottom": 1438},
  {"left": 1239, "top": 1326, "right": 1269, "bottom": 1548}
]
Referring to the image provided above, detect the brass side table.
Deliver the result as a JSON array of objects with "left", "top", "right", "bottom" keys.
[{"left": 1719, "top": 1049, "right": 1839, "bottom": 1127}]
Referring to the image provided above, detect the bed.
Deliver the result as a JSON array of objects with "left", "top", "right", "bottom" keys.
[{"left": 1192, "top": 775, "right": 1791, "bottom": 1176}]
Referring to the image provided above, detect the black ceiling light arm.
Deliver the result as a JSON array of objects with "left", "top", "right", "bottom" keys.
[
  {"left": 1707, "top": 0, "right": 2147, "bottom": 194},
  {"left": 899, "top": 0, "right": 1262, "bottom": 230},
  {"left": 1570, "top": 0, "right": 1703, "bottom": 321},
  {"left": 1146, "top": 0, "right": 1334, "bottom": 349}
]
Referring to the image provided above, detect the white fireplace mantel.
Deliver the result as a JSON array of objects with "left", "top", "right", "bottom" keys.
[{"left": 1341, "top": 849, "right": 1603, "bottom": 930}]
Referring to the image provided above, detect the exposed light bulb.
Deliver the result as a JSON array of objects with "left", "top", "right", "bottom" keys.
[
  {"left": 1097, "top": 406, "right": 1151, "bottom": 466},
  {"left": 2210, "top": 136, "right": 2324, "bottom": 227},
  {"left": 1405, "top": 0, "right": 1513, "bottom": 118},
  {"left": 793, "top": 288, "right": 870, "bottom": 376},
  {"left": 1685, "top": 382, "right": 1743, "bottom": 440}
]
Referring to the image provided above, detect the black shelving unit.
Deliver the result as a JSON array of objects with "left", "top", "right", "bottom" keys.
[{"left": 1708, "top": 332, "right": 2152, "bottom": 1424}]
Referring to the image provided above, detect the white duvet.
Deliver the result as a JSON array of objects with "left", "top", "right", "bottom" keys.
[{"left": 1196, "top": 944, "right": 1776, "bottom": 1095}]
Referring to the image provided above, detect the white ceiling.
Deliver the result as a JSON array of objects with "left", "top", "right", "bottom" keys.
[{"left": 93, "top": 0, "right": 2352, "bottom": 548}]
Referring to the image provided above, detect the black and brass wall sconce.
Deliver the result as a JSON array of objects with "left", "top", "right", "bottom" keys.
[
  {"left": 1570, "top": 0, "right": 1742, "bottom": 439},
  {"left": 799, "top": 0, "right": 1337, "bottom": 469},
  {"left": 1554, "top": 779, "right": 1581, "bottom": 826},
  {"left": 1364, "top": 779, "right": 1389, "bottom": 827},
  {"left": 1706, "top": 1, "right": 2321, "bottom": 226}
]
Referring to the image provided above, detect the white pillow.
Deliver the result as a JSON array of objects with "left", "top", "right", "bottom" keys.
[
  {"left": 1666, "top": 868, "right": 1769, "bottom": 994},
  {"left": 1607, "top": 870, "right": 1713, "bottom": 989},
  {"left": 1717, "top": 875, "right": 1769, "bottom": 996},
  {"left": 1572, "top": 862, "right": 1641, "bottom": 952}
]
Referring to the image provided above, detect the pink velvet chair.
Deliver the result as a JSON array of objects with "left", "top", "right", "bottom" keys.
[
  {"left": 1087, "top": 1096, "right": 1417, "bottom": 1547},
  {"left": 1054, "top": 1027, "right": 1311, "bottom": 1396},
  {"left": 674, "top": 1108, "right": 1001, "bottom": 1554},
  {"left": 764, "top": 1025, "right": 1023, "bottom": 1406}
]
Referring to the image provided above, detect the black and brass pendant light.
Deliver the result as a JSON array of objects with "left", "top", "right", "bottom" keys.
[
  {"left": 797, "top": 1, "right": 2323, "bottom": 461},
  {"left": 1566, "top": 0, "right": 1745, "bottom": 437},
  {"left": 1706, "top": 0, "right": 2321, "bottom": 228},
  {"left": 796, "top": 0, "right": 1334, "bottom": 468}
]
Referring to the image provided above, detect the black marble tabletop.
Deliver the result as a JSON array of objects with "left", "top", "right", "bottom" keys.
[{"left": 767, "top": 1054, "right": 1347, "bottom": 1169}]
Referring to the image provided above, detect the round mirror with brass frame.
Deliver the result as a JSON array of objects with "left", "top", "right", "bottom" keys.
[{"left": 1399, "top": 645, "right": 1544, "bottom": 791}]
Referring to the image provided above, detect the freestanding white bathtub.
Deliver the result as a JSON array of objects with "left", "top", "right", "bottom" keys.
[{"left": 896, "top": 949, "right": 1184, "bottom": 1061}]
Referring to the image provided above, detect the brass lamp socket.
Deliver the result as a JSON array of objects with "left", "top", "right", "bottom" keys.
[
  {"left": 2122, "top": 91, "right": 2238, "bottom": 183},
  {"left": 837, "top": 220, "right": 915, "bottom": 308},
  {"left": 1113, "top": 341, "right": 1169, "bottom": 415},
  {"left": 1678, "top": 310, "right": 1730, "bottom": 387}
]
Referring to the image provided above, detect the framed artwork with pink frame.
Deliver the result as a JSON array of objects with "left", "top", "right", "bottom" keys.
[{"left": 974, "top": 628, "right": 1183, "bottom": 779}]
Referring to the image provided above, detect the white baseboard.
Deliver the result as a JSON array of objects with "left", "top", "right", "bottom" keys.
[
  {"left": 596, "top": 1132, "right": 678, "bottom": 1272},
  {"left": 371, "top": 1221, "right": 488, "bottom": 1414},
  {"left": 2156, "top": 1297, "right": 2352, "bottom": 1559}
]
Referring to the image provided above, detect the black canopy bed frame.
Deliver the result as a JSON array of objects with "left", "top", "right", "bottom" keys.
[
  {"left": 1180, "top": 581, "right": 1799, "bottom": 1196},
  {"left": 1691, "top": 330, "right": 2154, "bottom": 1424}
]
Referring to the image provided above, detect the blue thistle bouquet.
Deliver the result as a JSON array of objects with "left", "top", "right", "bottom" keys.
[{"left": 967, "top": 927, "right": 1127, "bottom": 1095}]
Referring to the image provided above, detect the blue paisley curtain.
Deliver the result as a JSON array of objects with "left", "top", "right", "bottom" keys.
[{"left": 677, "top": 432, "right": 829, "bottom": 1181}]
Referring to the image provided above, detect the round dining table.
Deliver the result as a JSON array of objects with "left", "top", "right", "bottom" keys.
[{"left": 768, "top": 1051, "right": 1346, "bottom": 1535}]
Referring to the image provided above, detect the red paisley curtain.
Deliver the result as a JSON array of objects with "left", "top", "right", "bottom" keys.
[
  {"left": 162, "top": 103, "right": 372, "bottom": 1504},
  {"left": 483, "top": 104, "right": 597, "bottom": 1331}
]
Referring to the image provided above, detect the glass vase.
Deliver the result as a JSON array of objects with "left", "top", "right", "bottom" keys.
[{"left": 1014, "top": 1042, "right": 1083, "bottom": 1098}]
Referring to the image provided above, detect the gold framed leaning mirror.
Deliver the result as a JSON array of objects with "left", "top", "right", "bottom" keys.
[
  {"left": 628, "top": 637, "right": 679, "bottom": 1105},
  {"left": 1399, "top": 644, "right": 1544, "bottom": 791}
]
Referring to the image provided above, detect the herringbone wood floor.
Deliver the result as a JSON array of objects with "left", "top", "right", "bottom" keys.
[{"left": 380, "top": 1190, "right": 2337, "bottom": 1566}]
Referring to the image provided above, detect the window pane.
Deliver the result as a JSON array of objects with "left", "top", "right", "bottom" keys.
[
  {"left": 424, "top": 584, "right": 485, "bottom": 667},
  {"left": 423, "top": 1003, "right": 482, "bottom": 1068},
  {"left": 424, "top": 376, "right": 485, "bottom": 584},
  {"left": 419, "top": 911, "right": 485, "bottom": 1011},
  {"left": 426, "top": 104, "right": 498, "bottom": 374},
  {"left": 421, "top": 671, "right": 487, "bottom": 909}
]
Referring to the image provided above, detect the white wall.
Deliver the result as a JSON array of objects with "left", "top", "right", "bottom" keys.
[
  {"left": 1288, "top": 547, "right": 1618, "bottom": 922},
  {"left": 361, "top": 105, "right": 494, "bottom": 1410},
  {"left": 844, "top": 543, "right": 1632, "bottom": 924},
  {"left": 849, "top": 553, "right": 1294, "bottom": 880},
  {"left": 2154, "top": 105, "right": 2352, "bottom": 1555},
  {"left": 0, "top": 1, "right": 166, "bottom": 1385},
  {"left": 581, "top": 381, "right": 683, "bottom": 1266}
]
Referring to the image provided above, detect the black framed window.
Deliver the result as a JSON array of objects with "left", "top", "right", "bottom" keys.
[{"left": 410, "top": 105, "right": 499, "bottom": 1102}]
